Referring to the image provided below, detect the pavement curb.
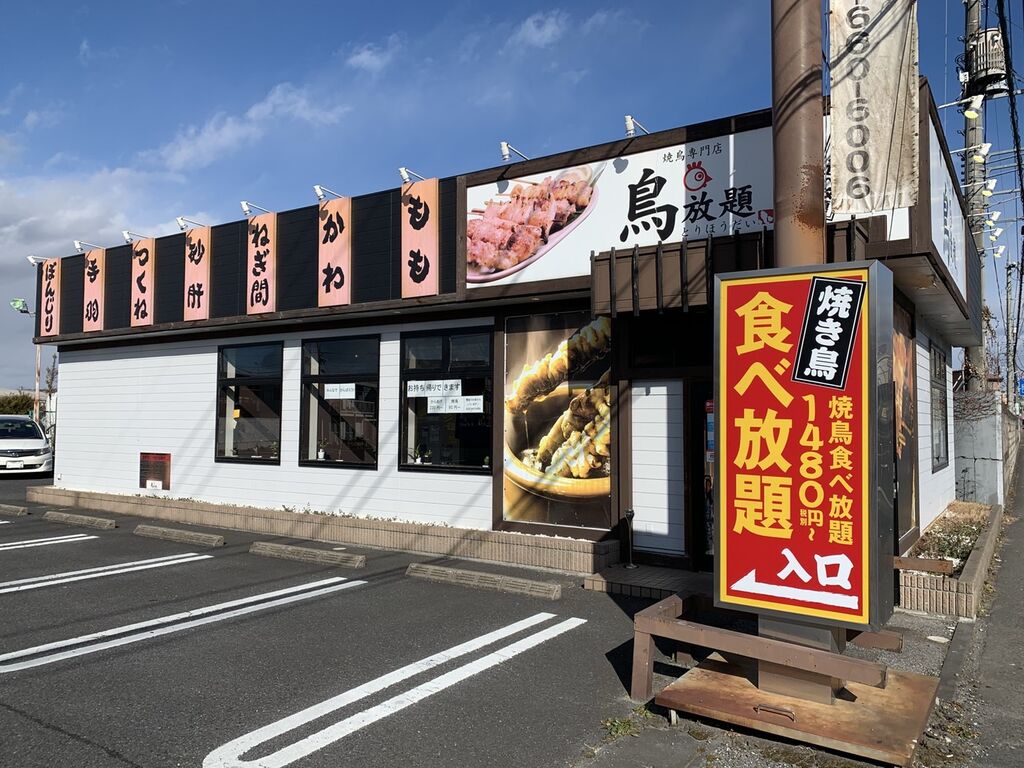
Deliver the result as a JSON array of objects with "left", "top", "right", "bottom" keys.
[
  {"left": 0, "top": 503, "right": 28, "bottom": 517},
  {"left": 406, "top": 563, "right": 562, "bottom": 600},
  {"left": 937, "top": 620, "right": 975, "bottom": 701},
  {"left": 42, "top": 510, "right": 117, "bottom": 530},
  {"left": 249, "top": 541, "right": 365, "bottom": 568},
  {"left": 134, "top": 524, "right": 225, "bottom": 548}
]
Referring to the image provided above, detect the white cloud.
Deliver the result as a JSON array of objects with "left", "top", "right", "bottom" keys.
[
  {"left": 345, "top": 34, "right": 401, "bottom": 73},
  {"left": 78, "top": 39, "right": 91, "bottom": 64},
  {"left": 22, "top": 107, "right": 62, "bottom": 131},
  {"left": 508, "top": 10, "right": 569, "bottom": 48},
  {"left": 148, "top": 83, "right": 349, "bottom": 172}
]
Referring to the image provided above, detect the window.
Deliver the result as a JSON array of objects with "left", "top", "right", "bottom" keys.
[
  {"left": 930, "top": 344, "right": 949, "bottom": 471},
  {"left": 216, "top": 343, "right": 283, "bottom": 463},
  {"left": 401, "top": 330, "right": 492, "bottom": 472},
  {"left": 300, "top": 336, "right": 380, "bottom": 467}
]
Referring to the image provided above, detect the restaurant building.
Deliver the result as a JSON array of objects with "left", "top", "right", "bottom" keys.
[{"left": 31, "top": 80, "right": 978, "bottom": 572}]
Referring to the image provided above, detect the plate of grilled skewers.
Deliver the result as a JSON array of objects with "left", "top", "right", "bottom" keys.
[
  {"left": 504, "top": 316, "right": 612, "bottom": 500},
  {"left": 468, "top": 163, "right": 605, "bottom": 283}
]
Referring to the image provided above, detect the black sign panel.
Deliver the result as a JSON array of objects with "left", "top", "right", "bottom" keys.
[{"left": 791, "top": 276, "right": 866, "bottom": 391}]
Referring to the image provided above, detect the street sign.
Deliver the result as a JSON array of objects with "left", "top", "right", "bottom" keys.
[
  {"left": 714, "top": 261, "right": 894, "bottom": 630},
  {"left": 1018, "top": 378, "right": 1024, "bottom": 398}
]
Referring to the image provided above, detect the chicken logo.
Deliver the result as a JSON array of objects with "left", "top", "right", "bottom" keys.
[{"left": 684, "top": 161, "right": 712, "bottom": 192}]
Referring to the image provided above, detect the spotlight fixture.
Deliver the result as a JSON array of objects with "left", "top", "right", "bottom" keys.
[
  {"left": 624, "top": 114, "right": 650, "bottom": 137},
  {"left": 938, "top": 94, "right": 984, "bottom": 120},
  {"left": 399, "top": 167, "right": 426, "bottom": 184},
  {"left": 499, "top": 141, "right": 530, "bottom": 162},
  {"left": 240, "top": 200, "right": 272, "bottom": 217},
  {"left": 122, "top": 230, "right": 151, "bottom": 244},
  {"left": 983, "top": 178, "right": 998, "bottom": 197},
  {"left": 73, "top": 240, "right": 102, "bottom": 253},
  {"left": 25, "top": 255, "right": 46, "bottom": 266},
  {"left": 9, "top": 298, "right": 30, "bottom": 314},
  {"left": 176, "top": 216, "right": 206, "bottom": 231},
  {"left": 989, "top": 227, "right": 1004, "bottom": 242},
  {"left": 313, "top": 185, "right": 342, "bottom": 201}
]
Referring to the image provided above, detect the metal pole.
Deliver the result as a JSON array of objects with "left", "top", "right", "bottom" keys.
[
  {"left": 33, "top": 342, "right": 40, "bottom": 423},
  {"left": 1009, "top": 262, "right": 1016, "bottom": 405},
  {"left": 760, "top": 0, "right": 844, "bottom": 705},
  {"left": 771, "top": 0, "right": 825, "bottom": 266},
  {"left": 965, "top": 0, "right": 987, "bottom": 391}
]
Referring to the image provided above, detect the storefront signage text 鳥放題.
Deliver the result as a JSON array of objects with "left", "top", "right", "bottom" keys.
[
  {"left": 466, "top": 128, "right": 774, "bottom": 289},
  {"left": 715, "top": 263, "right": 892, "bottom": 629}
]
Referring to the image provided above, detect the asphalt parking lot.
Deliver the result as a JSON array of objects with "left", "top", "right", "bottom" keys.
[{"left": 0, "top": 476, "right": 644, "bottom": 768}]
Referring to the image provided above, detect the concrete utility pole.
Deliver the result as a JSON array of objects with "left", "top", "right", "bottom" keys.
[
  {"left": 763, "top": 0, "right": 842, "bottom": 704},
  {"left": 771, "top": 0, "right": 826, "bottom": 267},
  {"left": 965, "top": 0, "right": 988, "bottom": 391}
]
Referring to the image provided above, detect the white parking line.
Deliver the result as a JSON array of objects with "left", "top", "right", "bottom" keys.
[
  {"left": 0, "top": 520, "right": 9, "bottom": 525},
  {"left": 0, "top": 533, "right": 97, "bottom": 551},
  {"left": 204, "top": 613, "right": 586, "bottom": 768},
  {"left": 0, "top": 577, "right": 365, "bottom": 673},
  {"left": 0, "top": 553, "right": 215, "bottom": 594}
]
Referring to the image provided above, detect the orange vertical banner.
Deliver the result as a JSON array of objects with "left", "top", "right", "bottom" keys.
[
  {"left": 82, "top": 248, "right": 105, "bottom": 332},
  {"left": 401, "top": 178, "right": 439, "bottom": 298},
  {"left": 246, "top": 213, "right": 277, "bottom": 314},
  {"left": 131, "top": 238, "right": 156, "bottom": 327},
  {"left": 183, "top": 227, "right": 212, "bottom": 321},
  {"left": 317, "top": 197, "right": 352, "bottom": 308},
  {"left": 40, "top": 258, "right": 61, "bottom": 337}
]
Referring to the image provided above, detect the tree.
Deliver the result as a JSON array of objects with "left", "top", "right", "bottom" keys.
[{"left": 0, "top": 391, "right": 35, "bottom": 416}]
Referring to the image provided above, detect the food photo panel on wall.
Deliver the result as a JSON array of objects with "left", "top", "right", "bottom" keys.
[
  {"left": 466, "top": 127, "right": 774, "bottom": 287},
  {"left": 503, "top": 312, "right": 613, "bottom": 528}
]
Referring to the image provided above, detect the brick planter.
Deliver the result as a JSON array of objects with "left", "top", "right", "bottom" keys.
[
  {"left": 897, "top": 504, "right": 1003, "bottom": 619},
  {"left": 26, "top": 486, "right": 619, "bottom": 575}
]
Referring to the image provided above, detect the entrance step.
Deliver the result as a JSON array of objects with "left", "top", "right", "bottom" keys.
[{"left": 584, "top": 564, "right": 712, "bottom": 600}]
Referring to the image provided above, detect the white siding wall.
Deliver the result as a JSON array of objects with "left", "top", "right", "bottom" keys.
[
  {"left": 630, "top": 380, "right": 686, "bottom": 555},
  {"left": 55, "top": 318, "right": 494, "bottom": 530},
  {"left": 916, "top": 320, "right": 955, "bottom": 531}
]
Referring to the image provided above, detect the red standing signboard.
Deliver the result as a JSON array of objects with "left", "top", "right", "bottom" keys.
[{"left": 715, "top": 263, "right": 892, "bottom": 629}]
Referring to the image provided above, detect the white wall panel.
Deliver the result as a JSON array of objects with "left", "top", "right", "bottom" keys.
[
  {"left": 630, "top": 380, "right": 685, "bottom": 554},
  {"left": 55, "top": 318, "right": 494, "bottom": 530}
]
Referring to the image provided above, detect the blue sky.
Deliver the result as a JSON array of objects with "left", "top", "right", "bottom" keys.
[{"left": 0, "top": 1, "right": 1017, "bottom": 387}]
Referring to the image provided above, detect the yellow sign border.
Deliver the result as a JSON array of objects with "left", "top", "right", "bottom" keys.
[{"left": 717, "top": 268, "right": 871, "bottom": 625}]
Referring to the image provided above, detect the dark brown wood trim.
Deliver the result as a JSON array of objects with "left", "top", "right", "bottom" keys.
[
  {"left": 463, "top": 109, "right": 773, "bottom": 188},
  {"left": 455, "top": 174, "right": 468, "bottom": 302},
  {"left": 491, "top": 320, "right": 505, "bottom": 530}
]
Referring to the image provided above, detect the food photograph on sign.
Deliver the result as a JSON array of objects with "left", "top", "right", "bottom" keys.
[
  {"left": 503, "top": 311, "right": 613, "bottom": 528},
  {"left": 717, "top": 269, "right": 873, "bottom": 626},
  {"left": 466, "top": 128, "right": 774, "bottom": 288}
]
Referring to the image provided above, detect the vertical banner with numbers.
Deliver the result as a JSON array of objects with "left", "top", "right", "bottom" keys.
[
  {"left": 246, "top": 213, "right": 277, "bottom": 314},
  {"left": 183, "top": 227, "right": 211, "bottom": 321},
  {"left": 715, "top": 262, "right": 893, "bottom": 630},
  {"left": 131, "top": 238, "right": 156, "bottom": 328},
  {"left": 317, "top": 197, "right": 352, "bottom": 307},
  {"left": 401, "top": 178, "right": 440, "bottom": 298},
  {"left": 82, "top": 248, "right": 105, "bottom": 332}
]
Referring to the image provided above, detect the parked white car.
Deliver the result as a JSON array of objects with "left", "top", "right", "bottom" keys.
[{"left": 0, "top": 415, "right": 53, "bottom": 474}]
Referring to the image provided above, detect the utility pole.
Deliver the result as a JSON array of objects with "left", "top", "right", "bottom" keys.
[
  {"left": 762, "top": 0, "right": 839, "bottom": 704},
  {"left": 1008, "top": 260, "right": 1017, "bottom": 405},
  {"left": 965, "top": 0, "right": 988, "bottom": 391}
]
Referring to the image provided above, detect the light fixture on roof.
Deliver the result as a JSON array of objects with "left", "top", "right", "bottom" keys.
[
  {"left": 73, "top": 240, "right": 102, "bottom": 253},
  {"left": 499, "top": 141, "right": 530, "bottom": 162},
  {"left": 938, "top": 94, "right": 984, "bottom": 120},
  {"left": 399, "top": 167, "right": 426, "bottom": 184},
  {"left": 625, "top": 114, "right": 650, "bottom": 137},
  {"left": 313, "top": 185, "right": 343, "bottom": 201},
  {"left": 176, "top": 216, "right": 207, "bottom": 231},
  {"left": 25, "top": 255, "right": 46, "bottom": 266},
  {"left": 9, "top": 298, "right": 30, "bottom": 315},
  {"left": 240, "top": 200, "right": 272, "bottom": 217},
  {"left": 121, "top": 230, "right": 151, "bottom": 245}
]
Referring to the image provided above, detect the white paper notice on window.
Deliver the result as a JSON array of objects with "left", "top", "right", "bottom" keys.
[
  {"left": 462, "top": 395, "right": 484, "bottom": 413},
  {"left": 408, "top": 379, "right": 462, "bottom": 398},
  {"left": 325, "top": 382, "right": 356, "bottom": 400},
  {"left": 427, "top": 396, "right": 447, "bottom": 413}
]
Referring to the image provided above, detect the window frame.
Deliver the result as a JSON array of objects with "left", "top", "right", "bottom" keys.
[
  {"left": 930, "top": 342, "right": 949, "bottom": 472},
  {"left": 298, "top": 334, "right": 381, "bottom": 471},
  {"left": 398, "top": 327, "right": 494, "bottom": 476},
  {"left": 214, "top": 340, "right": 284, "bottom": 466}
]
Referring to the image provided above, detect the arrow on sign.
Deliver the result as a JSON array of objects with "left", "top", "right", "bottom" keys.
[{"left": 731, "top": 570, "right": 859, "bottom": 610}]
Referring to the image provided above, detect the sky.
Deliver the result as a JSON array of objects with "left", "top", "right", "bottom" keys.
[{"left": 0, "top": 0, "right": 1019, "bottom": 388}]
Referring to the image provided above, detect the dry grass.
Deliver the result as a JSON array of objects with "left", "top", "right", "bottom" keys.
[{"left": 910, "top": 502, "right": 992, "bottom": 575}]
